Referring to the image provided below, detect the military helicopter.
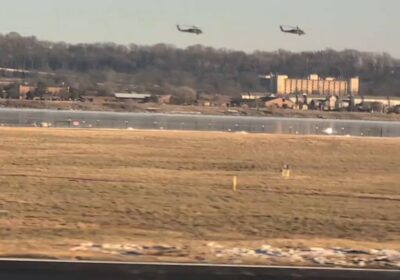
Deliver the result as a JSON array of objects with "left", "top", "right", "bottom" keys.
[
  {"left": 280, "top": 25, "right": 306, "bottom": 36},
  {"left": 176, "top": 25, "right": 203, "bottom": 35}
]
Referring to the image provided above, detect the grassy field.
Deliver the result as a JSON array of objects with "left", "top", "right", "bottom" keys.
[{"left": 0, "top": 128, "right": 399, "bottom": 260}]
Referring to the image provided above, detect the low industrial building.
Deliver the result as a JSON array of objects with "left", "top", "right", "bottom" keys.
[
  {"left": 351, "top": 96, "right": 400, "bottom": 107},
  {"left": 241, "top": 92, "right": 267, "bottom": 100},
  {"left": 287, "top": 94, "right": 400, "bottom": 112},
  {"left": 114, "top": 92, "right": 152, "bottom": 102},
  {"left": 231, "top": 92, "right": 268, "bottom": 107}
]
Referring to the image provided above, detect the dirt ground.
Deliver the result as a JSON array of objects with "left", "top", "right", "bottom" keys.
[{"left": 0, "top": 128, "right": 399, "bottom": 262}]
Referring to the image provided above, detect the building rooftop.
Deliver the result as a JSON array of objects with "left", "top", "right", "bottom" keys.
[
  {"left": 241, "top": 92, "right": 267, "bottom": 100},
  {"left": 114, "top": 93, "right": 151, "bottom": 99}
]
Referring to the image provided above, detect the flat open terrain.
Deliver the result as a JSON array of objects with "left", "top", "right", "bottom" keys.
[{"left": 0, "top": 128, "right": 399, "bottom": 261}]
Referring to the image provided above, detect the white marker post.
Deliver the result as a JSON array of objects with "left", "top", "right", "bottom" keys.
[
  {"left": 281, "top": 164, "right": 291, "bottom": 178},
  {"left": 233, "top": 176, "right": 238, "bottom": 192}
]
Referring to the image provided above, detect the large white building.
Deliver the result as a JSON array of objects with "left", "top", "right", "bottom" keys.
[{"left": 272, "top": 74, "right": 359, "bottom": 96}]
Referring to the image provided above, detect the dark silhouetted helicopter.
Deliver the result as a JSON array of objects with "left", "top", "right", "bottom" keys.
[
  {"left": 280, "top": 25, "right": 306, "bottom": 36},
  {"left": 176, "top": 25, "right": 203, "bottom": 35}
]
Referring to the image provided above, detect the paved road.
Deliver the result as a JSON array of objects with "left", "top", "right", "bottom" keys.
[
  {"left": 0, "top": 259, "right": 399, "bottom": 280},
  {"left": 0, "top": 108, "right": 400, "bottom": 137}
]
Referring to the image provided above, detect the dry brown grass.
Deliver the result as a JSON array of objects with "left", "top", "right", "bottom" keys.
[{"left": 0, "top": 128, "right": 399, "bottom": 258}]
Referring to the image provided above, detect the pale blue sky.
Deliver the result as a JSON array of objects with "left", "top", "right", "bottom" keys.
[{"left": 0, "top": 0, "right": 399, "bottom": 56}]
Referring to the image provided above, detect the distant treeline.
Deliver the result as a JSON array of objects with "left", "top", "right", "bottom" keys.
[{"left": 0, "top": 32, "right": 399, "bottom": 96}]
